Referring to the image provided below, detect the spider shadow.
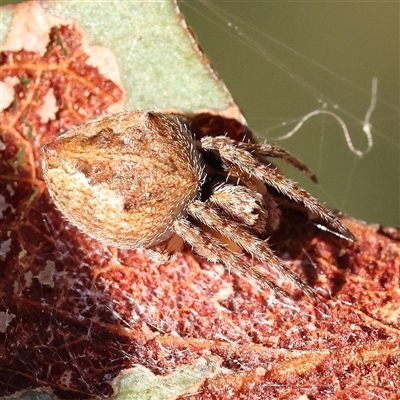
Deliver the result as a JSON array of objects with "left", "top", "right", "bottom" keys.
[{"left": 268, "top": 193, "right": 351, "bottom": 299}]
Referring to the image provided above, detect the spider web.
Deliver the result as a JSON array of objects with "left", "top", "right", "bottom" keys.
[{"left": 179, "top": 0, "right": 400, "bottom": 228}]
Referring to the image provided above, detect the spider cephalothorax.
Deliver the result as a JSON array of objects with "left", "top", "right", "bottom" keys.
[{"left": 42, "top": 110, "right": 355, "bottom": 298}]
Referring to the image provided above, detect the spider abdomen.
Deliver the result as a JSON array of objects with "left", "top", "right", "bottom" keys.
[{"left": 42, "top": 111, "right": 204, "bottom": 248}]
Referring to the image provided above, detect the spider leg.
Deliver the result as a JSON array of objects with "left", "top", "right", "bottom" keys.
[
  {"left": 208, "top": 183, "right": 280, "bottom": 232},
  {"left": 201, "top": 137, "right": 355, "bottom": 242},
  {"left": 201, "top": 136, "right": 317, "bottom": 182},
  {"left": 173, "top": 218, "right": 292, "bottom": 299},
  {"left": 146, "top": 234, "right": 184, "bottom": 264},
  {"left": 186, "top": 200, "right": 319, "bottom": 300}
]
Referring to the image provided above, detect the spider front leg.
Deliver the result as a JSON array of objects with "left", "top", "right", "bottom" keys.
[
  {"left": 184, "top": 200, "right": 318, "bottom": 299},
  {"left": 201, "top": 136, "right": 317, "bottom": 182},
  {"left": 173, "top": 218, "right": 292, "bottom": 299},
  {"left": 201, "top": 136, "right": 355, "bottom": 242},
  {"left": 146, "top": 234, "right": 184, "bottom": 264},
  {"left": 208, "top": 183, "right": 280, "bottom": 232}
]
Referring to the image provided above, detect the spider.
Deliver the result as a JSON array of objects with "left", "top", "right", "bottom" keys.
[{"left": 42, "top": 110, "right": 355, "bottom": 299}]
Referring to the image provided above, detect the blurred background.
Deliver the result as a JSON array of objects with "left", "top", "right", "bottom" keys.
[{"left": 179, "top": 1, "right": 399, "bottom": 227}]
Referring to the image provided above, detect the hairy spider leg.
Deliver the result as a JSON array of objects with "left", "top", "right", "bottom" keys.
[
  {"left": 208, "top": 183, "right": 280, "bottom": 232},
  {"left": 201, "top": 136, "right": 355, "bottom": 242},
  {"left": 186, "top": 200, "right": 318, "bottom": 300},
  {"left": 173, "top": 218, "right": 292, "bottom": 299},
  {"left": 208, "top": 183, "right": 268, "bottom": 232},
  {"left": 201, "top": 136, "right": 317, "bottom": 182}
]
